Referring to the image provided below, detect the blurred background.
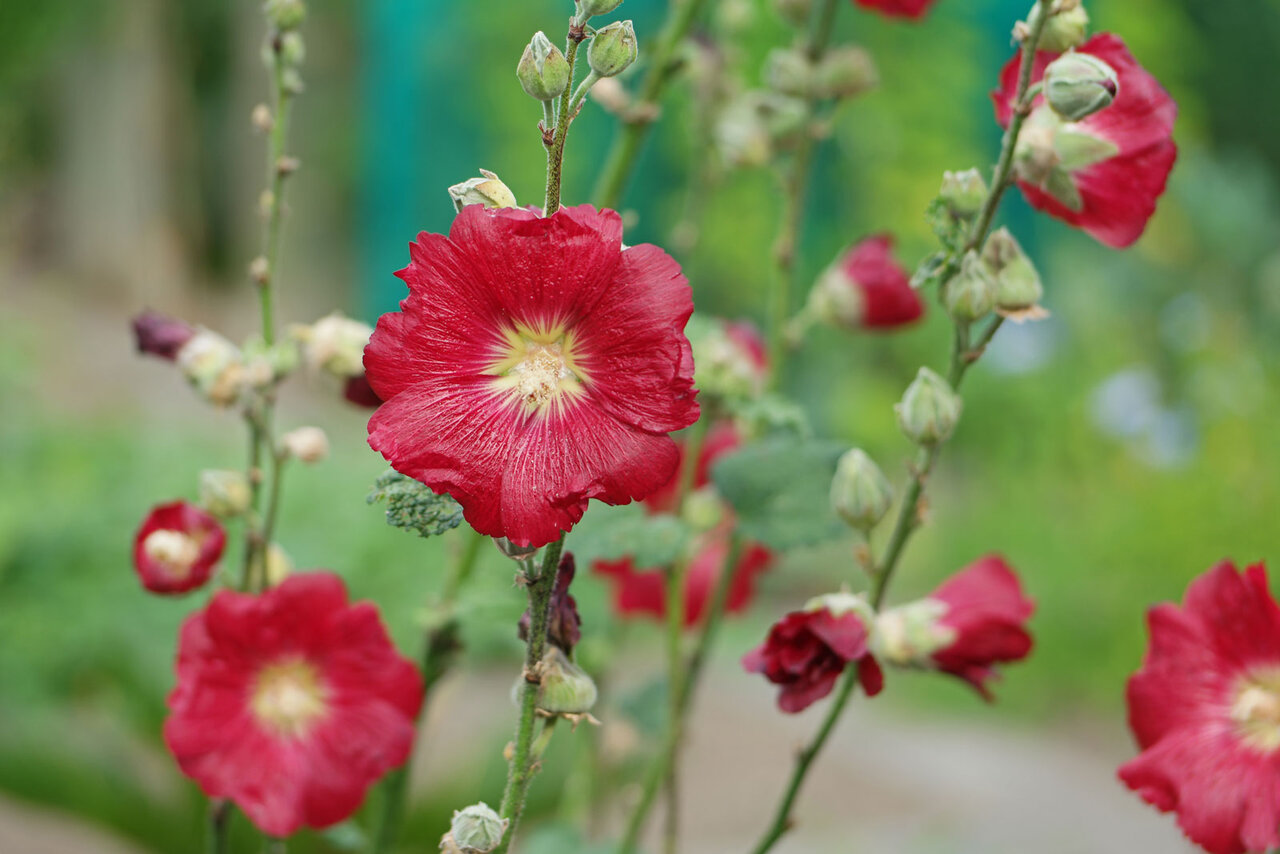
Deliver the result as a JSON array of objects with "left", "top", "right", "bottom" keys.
[{"left": 2, "top": 0, "right": 1278, "bottom": 851}]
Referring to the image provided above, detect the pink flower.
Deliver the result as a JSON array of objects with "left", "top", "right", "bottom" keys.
[
  {"left": 852, "top": 0, "right": 936, "bottom": 21},
  {"left": 809, "top": 235, "right": 924, "bottom": 332},
  {"left": 743, "top": 594, "right": 884, "bottom": 713},
  {"left": 365, "top": 204, "right": 699, "bottom": 549},
  {"left": 992, "top": 33, "right": 1177, "bottom": 248},
  {"left": 1119, "top": 562, "right": 1280, "bottom": 854},
  {"left": 164, "top": 573, "right": 422, "bottom": 837},
  {"left": 133, "top": 501, "right": 226, "bottom": 594}
]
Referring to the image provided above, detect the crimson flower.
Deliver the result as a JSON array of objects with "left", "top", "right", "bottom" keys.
[
  {"left": 743, "top": 593, "right": 884, "bottom": 713},
  {"left": 1119, "top": 561, "right": 1280, "bottom": 854},
  {"left": 164, "top": 573, "right": 422, "bottom": 837},
  {"left": 343, "top": 374, "right": 383, "bottom": 408},
  {"left": 365, "top": 204, "right": 699, "bottom": 549},
  {"left": 852, "top": 0, "right": 936, "bottom": 21},
  {"left": 132, "top": 310, "right": 195, "bottom": 361},
  {"left": 133, "top": 501, "right": 226, "bottom": 594},
  {"left": 992, "top": 33, "right": 1177, "bottom": 248},
  {"left": 809, "top": 235, "right": 924, "bottom": 332}
]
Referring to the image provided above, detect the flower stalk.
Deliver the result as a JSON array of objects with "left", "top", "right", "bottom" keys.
[{"left": 545, "top": 27, "right": 587, "bottom": 217}]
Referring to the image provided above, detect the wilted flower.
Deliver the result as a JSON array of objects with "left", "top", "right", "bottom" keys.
[{"left": 519, "top": 552, "right": 582, "bottom": 654}]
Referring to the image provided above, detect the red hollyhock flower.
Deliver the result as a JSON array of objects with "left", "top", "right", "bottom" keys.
[
  {"left": 133, "top": 501, "right": 226, "bottom": 594},
  {"left": 743, "top": 594, "right": 885, "bottom": 713},
  {"left": 852, "top": 0, "right": 936, "bottom": 21},
  {"left": 809, "top": 235, "right": 924, "bottom": 332},
  {"left": 132, "top": 310, "right": 195, "bottom": 361},
  {"left": 1119, "top": 561, "right": 1280, "bottom": 854},
  {"left": 992, "top": 33, "right": 1177, "bottom": 248},
  {"left": 164, "top": 573, "right": 422, "bottom": 837},
  {"left": 365, "top": 204, "right": 699, "bottom": 549}
]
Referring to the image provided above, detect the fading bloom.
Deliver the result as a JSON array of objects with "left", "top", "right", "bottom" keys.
[
  {"left": 808, "top": 235, "right": 924, "bottom": 332},
  {"left": 133, "top": 501, "right": 226, "bottom": 594},
  {"left": 295, "top": 313, "right": 381, "bottom": 408},
  {"left": 1119, "top": 562, "right": 1280, "bottom": 854},
  {"left": 366, "top": 205, "right": 698, "bottom": 549},
  {"left": 132, "top": 310, "right": 195, "bottom": 361},
  {"left": 992, "top": 34, "right": 1177, "bottom": 248},
  {"left": 743, "top": 592, "right": 884, "bottom": 713},
  {"left": 164, "top": 573, "right": 422, "bottom": 837},
  {"left": 519, "top": 552, "right": 582, "bottom": 654},
  {"left": 852, "top": 0, "right": 936, "bottom": 21},
  {"left": 875, "top": 555, "right": 1034, "bottom": 700}
]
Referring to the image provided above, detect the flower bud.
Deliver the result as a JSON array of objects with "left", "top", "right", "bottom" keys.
[
  {"left": 804, "top": 590, "right": 876, "bottom": 625},
  {"left": 1038, "top": 4, "right": 1089, "bottom": 53},
  {"left": 515, "top": 646, "right": 598, "bottom": 716},
  {"left": 443, "top": 803, "right": 507, "bottom": 854},
  {"left": 895, "top": 367, "right": 962, "bottom": 445},
  {"left": 982, "top": 228, "right": 1044, "bottom": 314},
  {"left": 1044, "top": 51, "right": 1118, "bottom": 122},
  {"left": 773, "top": 0, "right": 812, "bottom": 26},
  {"left": 575, "top": 0, "right": 624, "bottom": 20},
  {"left": 448, "top": 169, "right": 517, "bottom": 212},
  {"left": 132, "top": 310, "right": 195, "bottom": 361},
  {"left": 279, "top": 31, "right": 305, "bottom": 67},
  {"left": 517, "top": 32, "right": 570, "bottom": 102},
  {"left": 199, "top": 470, "right": 252, "bottom": 519},
  {"left": 944, "top": 251, "right": 997, "bottom": 323},
  {"left": 815, "top": 46, "right": 877, "bottom": 99},
  {"left": 764, "top": 48, "right": 815, "bottom": 98},
  {"left": 871, "top": 599, "right": 952, "bottom": 666},
  {"left": 294, "top": 312, "right": 372, "bottom": 378},
  {"left": 264, "top": 0, "right": 306, "bottom": 31},
  {"left": 281, "top": 426, "right": 329, "bottom": 463},
  {"left": 588, "top": 21, "right": 638, "bottom": 79},
  {"left": 178, "top": 329, "right": 245, "bottom": 407},
  {"left": 938, "top": 169, "right": 988, "bottom": 219},
  {"left": 830, "top": 449, "right": 894, "bottom": 532}
]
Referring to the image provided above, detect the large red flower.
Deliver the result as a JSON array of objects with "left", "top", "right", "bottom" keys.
[
  {"left": 808, "top": 235, "right": 924, "bottom": 332},
  {"left": 365, "top": 205, "right": 699, "bottom": 549},
  {"left": 743, "top": 594, "right": 885, "bottom": 713},
  {"left": 992, "top": 33, "right": 1177, "bottom": 248},
  {"left": 1119, "top": 562, "right": 1280, "bottom": 854},
  {"left": 133, "top": 501, "right": 226, "bottom": 594},
  {"left": 164, "top": 573, "right": 422, "bottom": 837},
  {"left": 852, "top": 0, "right": 936, "bottom": 21}
]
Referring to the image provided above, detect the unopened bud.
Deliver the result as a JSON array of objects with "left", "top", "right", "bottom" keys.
[
  {"left": 281, "top": 68, "right": 305, "bottom": 95},
  {"left": 1039, "top": 4, "right": 1090, "bottom": 53},
  {"left": 982, "top": 228, "right": 1044, "bottom": 312},
  {"left": 830, "top": 449, "right": 894, "bottom": 532},
  {"left": 259, "top": 190, "right": 275, "bottom": 217},
  {"left": 516, "top": 647, "right": 598, "bottom": 716},
  {"left": 132, "top": 310, "right": 195, "bottom": 361},
  {"left": 199, "top": 470, "right": 252, "bottom": 519},
  {"left": 178, "top": 329, "right": 245, "bottom": 407},
  {"left": 872, "top": 598, "right": 953, "bottom": 666},
  {"left": 264, "top": 0, "right": 306, "bottom": 31},
  {"left": 294, "top": 313, "right": 372, "bottom": 378},
  {"left": 249, "top": 256, "right": 270, "bottom": 285},
  {"left": 251, "top": 103, "right": 273, "bottom": 133},
  {"left": 944, "top": 251, "right": 997, "bottom": 323},
  {"left": 281, "top": 426, "right": 329, "bottom": 463},
  {"left": 764, "top": 48, "right": 814, "bottom": 98},
  {"left": 448, "top": 169, "right": 517, "bottom": 212},
  {"left": 517, "top": 32, "right": 570, "bottom": 102},
  {"left": 938, "top": 169, "right": 988, "bottom": 219},
  {"left": 575, "top": 0, "right": 624, "bottom": 20},
  {"left": 1044, "top": 51, "right": 1118, "bottom": 122},
  {"left": 445, "top": 803, "right": 507, "bottom": 854},
  {"left": 896, "top": 367, "right": 962, "bottom": 446},
  {"left": 588, "top": 21, "right": 638, "bottom": 79},
  {"left": 773, "top": 0, "right": 812, "bottom": 26},
  {"left": 279, "top": 31, "right": 305, "bottom": 67},
  {"left": 815, "top": 47, "right": 877, "bottom": 99},
  {"left": 276, "top": 155, "right": 300, "bottom": 176}
]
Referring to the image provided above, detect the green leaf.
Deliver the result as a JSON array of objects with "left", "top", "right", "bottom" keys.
[
  {"left": 710, "top": 437, "right": 848, "bottom": 551},
  {"left": 567, "top": 503, "right": 690, "bottom": 569},
  {"left": 366, "top": 470, "right": 464, "bottom": 538}
]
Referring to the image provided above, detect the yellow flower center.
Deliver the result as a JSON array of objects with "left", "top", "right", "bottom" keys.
[
  {"left": 250, "top": 659, "right": 328, "bottom": 738},
  {"left": 142, "top": 530, "right": 200, "bottom": 578},
  {"left": 1232, "top": 671, "right": 1280, "bottom": 753},
  {"left": 488, "top": 323, "right": 587, "bottom": 412}
]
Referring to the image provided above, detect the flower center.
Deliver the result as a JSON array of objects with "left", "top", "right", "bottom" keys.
[
  {"left": 489, "top": 324, "right": 587, "bottom": 412},
  {"left": 1232, "top": 673, "right": 1280, "bottom": 753},
  {"left": 142, "top": 529, "right": 200, "bottom": 578},
  {"left": 250, "top": 659, "right": 328, "bottom": 739}
]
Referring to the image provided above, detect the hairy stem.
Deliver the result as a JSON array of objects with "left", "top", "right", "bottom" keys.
[
  {"left": 258, "top": 36, "right": 295, "bottom": 347},
  {"left": 545, "top": 30, "right": 586, "bottom": 217}
]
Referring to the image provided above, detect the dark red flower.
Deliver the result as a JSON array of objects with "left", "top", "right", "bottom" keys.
[
  {"left": 809, "top": 235, "right": 924, "bottom": 331},
  {"left": 133, "top": 501, "right": 226, "bottom": 594},
  {"left": 343, "top": 373, "right": 383, "bottom": 408},
  {"left": 520, "top": 551, "right": 582, "bottom": 653},
  {"left": 132, "top": 310, "right": 195, "bottom": 361},
  {"left": 743, "top": 594, "right": 884, "bottom": 713},
  {"left": 992, "top": 33, "right": 1177, "bottom": 248},
  {"left": 1119, "top": 562, "right": 1280, "bottom": 854},
  {"left": 164, "top": 573, "right": 422, "bottom": 837},
  {"left": 365, "top": 204, "right": 699, "bottom": 549},
  {"left": 852, "top": 0, "right": 936, "bottom": 20}
]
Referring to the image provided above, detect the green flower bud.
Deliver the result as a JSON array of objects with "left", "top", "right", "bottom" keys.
[
  {"left": 279, "top": 31, "right": 305, "bottom": 67},
  {"left": 830, "top": 449, "right": 894, "bottom": 532},
  {"left": 517, "top": 32, "right": 570, "bottom": 102},
  {"left": 588, "top": 21, "right": 638, "bottom": 79},
  {"left": 944, "top": 251, "right": 997, "bottom": 323},
  {"left": 448, "top": 169, "right": 517, "bottom": 212},
  {"left": 178, "top": 328, "right": 244, "bottom": 407},
  {"left": 938, "top": 168, "right": 988, "bottom": 219},
  {"left": 264, "top": 0, "right": 306, "bottom": 31},
  {"left": 982, "top": 228, "right": 1044, "bottom": 313},
  {"left": 199, "top": 470, "right": 252, "bottom": 519},
  {"left": 446, "top": 803, "right": 507, "bottom": 854},
  {"left": 815, "top": 46, "right": 877, "bottom": 99},
  {"left": 514, "top": 647, "right": 598, "bottom": 716},
  {"left": 764, "top": 48, "right": 815, "bottom": 98},
  {"left": 1044, "top": 51, "right": 1118, "bottom": 122},
  {"left": 895, "top": 367, "right": 962, "bottom": 446},
  {"left": 575, "top": 0, "right": 624, "bottom": 20},
  {"left": 1039, "top": 4, "right": 1089, "bottom": 52}
]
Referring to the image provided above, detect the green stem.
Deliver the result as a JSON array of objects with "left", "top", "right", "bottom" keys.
[
  {"left": 592, "top": 0, "right": 714, "bottom": 209},
  {"left": 208, "top": 800, "right": 230, "bottom": 854},
  {"left": 259, "top": 38, "right": 295, "bottom": 346},
  {"left": 545, "top": 33, "right": 585, "bottom": 217},
  {"left": 748, "top": 5, "right": 1051, "bottom": 850},
  {"left": 495, "top": 534, "right": 568, "bottom": 854}
]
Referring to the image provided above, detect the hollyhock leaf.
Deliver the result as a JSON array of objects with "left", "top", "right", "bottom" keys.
[
  {"left": 711, "top": 437, "right": 847, "bottom": 551},
  {"left": 727, "top": 393, "right": 812, "bottom": 440},
  {"left": 366, "top": 470, "right": 464, "bottom": 539},
  {"left": 568, "top": 502, "right": 691, "bottom": 569}
]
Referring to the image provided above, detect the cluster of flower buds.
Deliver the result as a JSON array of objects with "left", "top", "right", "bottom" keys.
[
  {"left": 440, "top": 803, "right": 507, "bottom": 854},
  {"left": 764, "top": 46, "right": 877, "bottom": 102},
  {"left": 263, "top": 0, "right": 307, "bottom": 96}
]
